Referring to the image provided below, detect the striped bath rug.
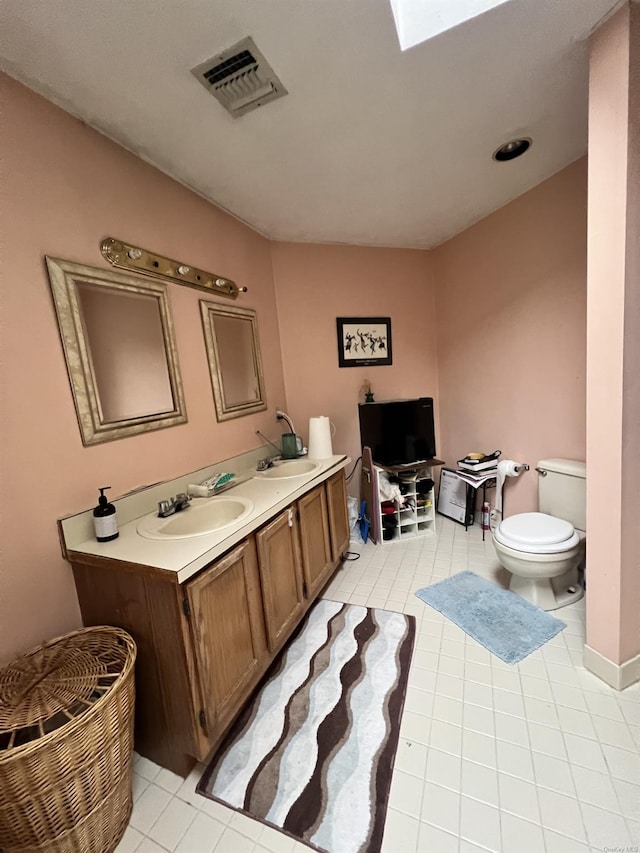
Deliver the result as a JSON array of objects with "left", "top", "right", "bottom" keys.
[{"left": 197, "top": 599, "right": 416, "bottom": 853}]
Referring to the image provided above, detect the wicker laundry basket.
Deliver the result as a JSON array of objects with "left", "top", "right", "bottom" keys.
[{"left": 0, "top": 626, "right": 136, "bottom": 853}]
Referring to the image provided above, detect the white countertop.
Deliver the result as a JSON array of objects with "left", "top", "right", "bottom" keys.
[{"left": 65, "top": 455, "right": 349, "bottom": 584}]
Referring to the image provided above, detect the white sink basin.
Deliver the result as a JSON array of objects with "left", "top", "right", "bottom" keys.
[
  {"left": 137, "top": 496, "right": 254, "bottom": 540},
  {"left": 256, "top": 459, "right": 322, "bottom": 479}
]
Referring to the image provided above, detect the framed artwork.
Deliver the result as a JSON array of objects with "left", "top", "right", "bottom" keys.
[{"left": 336, "top": 317, "right": 392, "bottom": 367}]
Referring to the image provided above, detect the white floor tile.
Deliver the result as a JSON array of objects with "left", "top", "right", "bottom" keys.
[
  {"left": 174, "top": 812, "right": 225, "bottom": 853},
  {"left": 257, "top": 825, "right": 297, "bottom": 853},
  {"left": 628, "top": 819, "right": 640, "bottom": 845},
  {"left": 148, "top": 796, "right": 197, "bottom": 850},
  {"left": 459, "top": 796, "right": 501, "bottom": 851},
  {"left": 494, "top": 710, "right": 529, "bottom": 747},
  {"left": 491, "top": 667, "right": 521, "bottom": 693},
  {"left": 532, "top": 752, "right": 576, "bottom": 795},
  {"left": 388, "top": 768, "right": 425, "bottom": 819},
  {"left": 213, "top": 826, "right": 255, "bottom": 853},
  {"left": 466, "top": 705, "right": 499, "bottom": 744},
  {"left": 498, "top": 775, "right": 541, "bottom": 823},
  {"left": 527, "top": 720, "right": 567, "bottom": 758},
  {"left": 432, "top": 694, "right": 463, "bottom": 726},
  {"left": 602, "top": 743, "right": 640, "bottom": 781},
  {"left": 537, "top": 788, "right": 587, "bottom": 842},
  {"left": 556, "top": 705, "right": 597, "bottom": 739},
  {"left": 228, "top": 812, "right": 263, "bottom": 841},
  {"left": 613, "top": 777, "right": 640, "bottom": 820},
  {"left": 381, "top": 808, "right": 420, "bottom": 853},
  {"left": 500, "top": 812, "right": 546, "bottom": 853},
  {"left": 492, "top": 686, "right": 525, "bottom": 717},
  {"left": 115, "top": 826, "right": 144, "bottom": 853},
  {"left": 399, "top": 709, "right": 432, "bottom": 745},
  {"left": 134, "top": 755, "right": 163, "bottom": 783},
  {"left": 551, "top": 682, "right": 589, "bottom": 711},
  {"left": 571, "top": 764, "right": 622, "bottom": 813},
  {"left": 463, "top": 680, "right": 494, "bottom": 711},
  {"left": 425, "top": 748, "right": 461, "bottom": 791},
  {"left": 461, "top": 729, "right": 497, "bottom": 769},
  {"left": 429, "top": 719, "right": 463, "bottom": 756},
  {"left": 563, "top": 732, "right": 609, "bottom": 774},
  {"left": 417, "top": 821, "right": 459, "bottom": 852},
  {"left": 592, "top": 714, "right": 637, "bottom": 751},
  {"left": 394, "top": 738, "right": 428, "bottom": 778},
  {"left": 197, "top": 797, "right": 235, "bottom": 825},
  {"left": 435, "top": 672, "right": 464, "bottom": 700},
  {"left": 154, "top": 768, "right": 185, "bottom": 795},
  {"left": 130, "top": 784, "right": 173, "bottom": 835},
  {"left": 580, "top": 802, "right": 633, "bottom": 850},
  {"left": 495, "top": 740, "right": 535, "bottom": 782},
  {"left": 420, "top": 781, "right": 460, "bottom": 835},
  {"left": 132, "top": 773, "right": 151, "bottom": 803},
  {"left": 521, "top": 674, "right": 553, "bottom": 701},
  {"left": 523, "top": 696, "right": 559, "bottom": 727},
  {"left": 544, "top": 829, "right": 591, "bottom": 852},
  {"left": 136, "top": 840, "right": 167, "bottom": 853},
  {"left": 460, "top": 759, "right": 499, "bottom": 807}
]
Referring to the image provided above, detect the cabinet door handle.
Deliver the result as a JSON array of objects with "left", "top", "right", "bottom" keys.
[{"left": 288, "top": 508, "right": 294, "bottom": 527}]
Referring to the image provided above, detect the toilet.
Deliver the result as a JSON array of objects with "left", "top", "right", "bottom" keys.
[{"left": 492, "top": 458, "right": 586, "bottom": 611}]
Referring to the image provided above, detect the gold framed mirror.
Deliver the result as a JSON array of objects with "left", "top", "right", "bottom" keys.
[
  {"left": 46, "top": 257, "right": 187, "bottom": 446},
  {"left": 200, "top": 300, "right": 267, "bottom": 421}
]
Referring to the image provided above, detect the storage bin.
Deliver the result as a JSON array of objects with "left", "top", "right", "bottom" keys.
[{"left": 0, "top": 626, "right": 136, "bottom": 853}]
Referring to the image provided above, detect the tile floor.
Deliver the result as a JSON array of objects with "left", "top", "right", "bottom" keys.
[{"left": 117, "top": 518, "right": 640, "bottom": 853}]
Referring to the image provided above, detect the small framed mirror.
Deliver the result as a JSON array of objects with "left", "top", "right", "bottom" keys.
[
  {"left": 200, "top": 300, "right": 267, "bottom": 421},
  {"left": 46, "top": 257, "right": 187, "bottom": 445}
]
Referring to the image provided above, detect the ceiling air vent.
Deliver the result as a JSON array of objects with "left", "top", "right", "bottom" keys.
[{"left": 191, "top": 36, "right": 287, "bottom": 118}]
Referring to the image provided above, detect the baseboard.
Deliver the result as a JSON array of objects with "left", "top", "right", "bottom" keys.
[{"left": 583, "top": 644, "right": 640, "bottom": 690}]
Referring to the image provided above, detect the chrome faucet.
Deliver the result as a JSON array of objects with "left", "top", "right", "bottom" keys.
[
  {"left": 157, "top": 492, "right": 191, "bottom": 518},
  {"left": 256, "top": 457, "right": 275, "bottom": 471}
]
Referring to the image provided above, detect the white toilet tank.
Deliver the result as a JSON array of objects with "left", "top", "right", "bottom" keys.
[{"left": 538, "top": 458, "right": 586, "bottom": 531}]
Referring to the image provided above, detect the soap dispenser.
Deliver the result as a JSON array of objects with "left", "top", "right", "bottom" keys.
[{"left": 93, "top": 486, "right": 119, "bottom": 542}]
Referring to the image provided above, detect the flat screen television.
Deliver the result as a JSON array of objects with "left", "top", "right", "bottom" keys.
[{"left": 358, "top": 397, "right": 436, "bottom": 466}]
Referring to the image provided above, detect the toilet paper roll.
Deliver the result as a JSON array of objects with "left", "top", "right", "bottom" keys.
[
  {"left": 496, "top": 459, "right": 523, "bottom": 515},
  {"left": 307, "top": 416, "right": 335, "bottom": 460}
]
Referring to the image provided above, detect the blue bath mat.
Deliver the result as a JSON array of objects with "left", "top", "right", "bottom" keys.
[{"left": 415, "top": 571, "right": 565, "bottom": 664}]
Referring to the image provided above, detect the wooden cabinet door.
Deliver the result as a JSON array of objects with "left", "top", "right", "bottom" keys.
[
  {"left": 298, "top": 485, "right": 332, "bottom": 600},
  {"left": 255, "top": 507, "right": 305, "bottom": 653},
  {"left": 326, "top": 469, "right": 350, "bottom": 563},
  {"left": 186, "top": 538, "right": 268, "bottom": 737}
]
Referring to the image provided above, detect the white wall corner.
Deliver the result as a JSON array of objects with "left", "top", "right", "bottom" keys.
[{"left": 583, "top": 644, "right": 640, "bottom": 690}]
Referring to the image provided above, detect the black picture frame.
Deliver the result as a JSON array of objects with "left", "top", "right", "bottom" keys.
[{"left": 336, "top": 317, "right": 392, "bottom": 367}]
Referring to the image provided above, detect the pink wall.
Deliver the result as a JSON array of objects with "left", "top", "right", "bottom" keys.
[
  {"left": 0, "top": 74, "right": 287, "bottom": 664},
  {"left": 586, "top": 3, "right": 640, "bottom": 666},
  {"left": 432, "top": 160, "right": 588, "bottom": 517},
  {"left": 271, "top": 243, "right": 439, "bottom": 490}
]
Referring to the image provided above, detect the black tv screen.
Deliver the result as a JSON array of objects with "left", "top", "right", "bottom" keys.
[{"left": 358, "top": 397, "right": 436, "bottom": 466}]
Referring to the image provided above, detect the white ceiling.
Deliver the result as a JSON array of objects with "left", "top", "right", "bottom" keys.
[{"left": 0, "top": 0, "right": 623, "bottom": 248}]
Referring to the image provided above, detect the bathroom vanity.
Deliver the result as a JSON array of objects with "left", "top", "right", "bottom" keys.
[{"left": 59, "top": 455, "right": 350, "bottom": 776}]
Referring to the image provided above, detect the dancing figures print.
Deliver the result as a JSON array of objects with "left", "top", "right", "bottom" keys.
[{"left": 336, "top": 317, "right": 392, "bottom": 367}]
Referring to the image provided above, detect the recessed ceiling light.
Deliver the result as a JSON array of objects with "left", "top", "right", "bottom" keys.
[{"left": 493, "top": 138, "right": 532, "bottom": 162}]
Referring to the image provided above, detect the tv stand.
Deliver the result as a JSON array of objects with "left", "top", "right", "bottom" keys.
[{"left": 361, "top": 447, "right": 444, "bottom": 544}]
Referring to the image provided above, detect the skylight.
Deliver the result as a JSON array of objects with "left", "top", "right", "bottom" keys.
[{"left": 389, "top": 0, "right": 513, "bottom": 51}]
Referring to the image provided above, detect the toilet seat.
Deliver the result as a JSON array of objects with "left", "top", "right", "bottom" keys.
[{"left": 495, "top": 512, "right": 579, "bottom": 554}]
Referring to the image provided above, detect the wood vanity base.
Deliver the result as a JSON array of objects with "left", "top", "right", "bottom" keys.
[{"left": 70, "top": 470, "right": 349, "bottom": 776}]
